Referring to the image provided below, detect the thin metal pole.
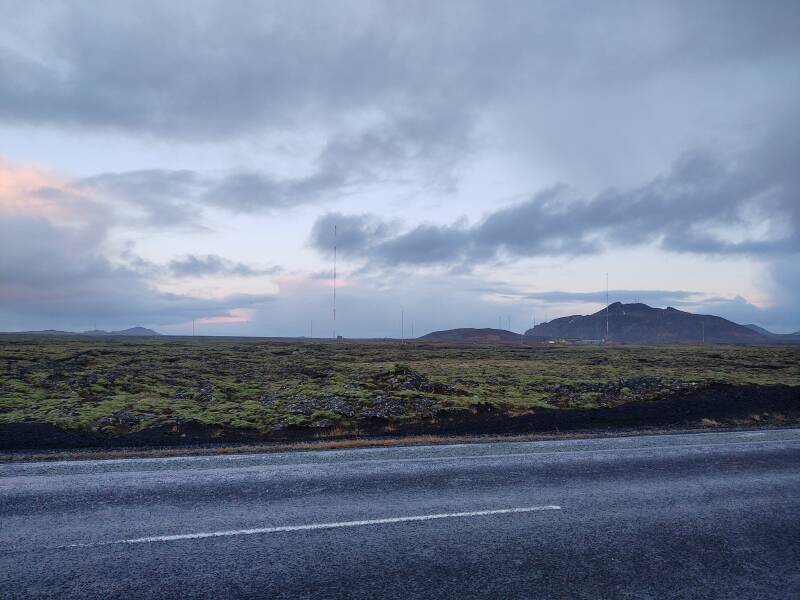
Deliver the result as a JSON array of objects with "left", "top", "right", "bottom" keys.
[
  {"left": 606, "top": 272, "right": 609, "bottom": 342},
  {"left": 333, "top": 225, "right": 337, "bottom": 340}
]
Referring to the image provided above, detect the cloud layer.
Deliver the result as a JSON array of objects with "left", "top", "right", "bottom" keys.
[
  {"left": 0, "top": 159, "right": 278, "bottom": 331},
  {"left": 1, "top": 2, "right": 799, "bottom": 332},
  {"left": 310, "top": 124, "right": 799, "bottom": 269}
]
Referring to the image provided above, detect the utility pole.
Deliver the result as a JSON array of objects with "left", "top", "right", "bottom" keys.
[
  {"left": 192, "top": 319, "right": 195, "bottom": 337},
  {"left": 401, "top": 309, "right": 404, "bottom": 343}
]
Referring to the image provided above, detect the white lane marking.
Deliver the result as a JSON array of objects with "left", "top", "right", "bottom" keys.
[
  {"left": 62, "top": 505, "right": 561, "bottom": 548},
  {"left": 738, "top": 432, "right": 766, "bottom": 437}
]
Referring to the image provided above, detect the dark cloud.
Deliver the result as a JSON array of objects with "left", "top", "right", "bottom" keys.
[
  {"left": 168, "top": 255, "right": 281, "bottom": 278},
  {"left": 78, "top": 113, "right": 472, "bottom": 222},
  {"left": 4, "top": 1, "right": 798, "bottom": 224},
  {"left": 1, "top": 1, "right": 797, "bottom": 139},
  {"left": 82, "top": 169, "right": 203, "bottom": 227},
  {"left": 309, "top": 212, "right": 394, "bottom": 256},
  {"left": 79, "top": 166, "right": 350, "bottom": 225},
  {"left": 310, "top": 127, "right": 800, "bottom": 266},
  {"left": 0, "top": 216, "right": 274, "bottom": 331}
]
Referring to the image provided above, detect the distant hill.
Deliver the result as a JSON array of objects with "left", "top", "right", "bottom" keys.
[
  {"left": 525, "top": 303, "right": 768, "bottom": 344},
  {"left": 420, "top": 328, "right": 524, "bottom": 343},
  {"left": 15, "top": 329, "right": 75, "bottom": 336},
  {"left": 81, "top": 327, "right": 161, "bottom": 337},
  {"left": 744, "top": 324, "right": 800, "bottom": 342},
  {"left": 9, "top": 327, "right": 161, "bottom": 337}
]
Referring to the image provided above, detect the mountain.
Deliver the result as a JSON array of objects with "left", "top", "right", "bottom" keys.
[
  {"left": 81, "top": 327, "right": 161, "bottom": 337},
  {"left": 420, "top": 328, "right": 524, "bottom": 343},
  {"left": 525, "top": 303, "right": 768, "bottom": 344}
]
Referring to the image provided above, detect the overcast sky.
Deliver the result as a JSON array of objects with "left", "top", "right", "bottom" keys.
[{"left": 1, "top": 0, "right": 798, "bottom": 336}]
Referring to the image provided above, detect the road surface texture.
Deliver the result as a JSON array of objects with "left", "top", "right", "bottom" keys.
[{"left": 2, "top": 429, "right": 799, "bottom": 599}]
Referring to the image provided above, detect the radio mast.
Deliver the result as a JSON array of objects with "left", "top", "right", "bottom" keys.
[
  {"left": 333, "top": 224, "right": 337, "bottom": 340},
  {"left": 605, "top": 272, "right": 609, "bottom": 342}
]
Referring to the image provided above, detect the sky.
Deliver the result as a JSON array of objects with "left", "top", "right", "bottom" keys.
[{"left": 1, "top": 0, "right": 798, "bottom": 336}]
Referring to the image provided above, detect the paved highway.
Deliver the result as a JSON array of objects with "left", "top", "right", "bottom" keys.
[{"left": 2, "top": 429, "right": 799, "bottom": 599}]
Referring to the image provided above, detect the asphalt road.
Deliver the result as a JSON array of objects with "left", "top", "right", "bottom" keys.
[{"left": 2, "top": 429, "right": 799, "bottom": 599}]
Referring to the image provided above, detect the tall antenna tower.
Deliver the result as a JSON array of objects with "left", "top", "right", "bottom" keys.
[
  {"left": 605, "top": 272, "right": 609, "bottom": 342},
  {"left": 192, "top": 318, "right": 195, "bottom": 337},
  {"left": 333, "top": 224, "right": 337, "bottom": 340}
]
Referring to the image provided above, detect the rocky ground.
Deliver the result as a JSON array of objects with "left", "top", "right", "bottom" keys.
[{"left": 1, "top": 335, "right": 798, "bottom": 449}]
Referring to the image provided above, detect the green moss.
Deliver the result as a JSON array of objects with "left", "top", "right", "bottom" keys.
[{"left": 0, "top": 335, "right": 797, "bottom": 433}]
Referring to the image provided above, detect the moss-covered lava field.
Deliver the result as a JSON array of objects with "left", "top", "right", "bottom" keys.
[{"left": 1, "top": 335, "right": 799, "bottom": 448}]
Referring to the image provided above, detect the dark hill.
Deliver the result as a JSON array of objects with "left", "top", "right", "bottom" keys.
[
  {"left": 420, "top": 328, "right": 523, "bottom": 343},
  {"left": 11, "top": 327, "right": 161, "bottom": 337},
  {"left": 525, "top": 303, "right": 768, "bottom": 343},
  {"left": 14, "top": 329, "right": 75, "bottom": 336},
  {"left": 744, "top": 324, "right": 800, "bottom": 343},
  {"left": 744, "top": 324, "right": 775, "bottom": 337},
  {"left": 81, "top": 327, "right": 161, "bottom": 337}
]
